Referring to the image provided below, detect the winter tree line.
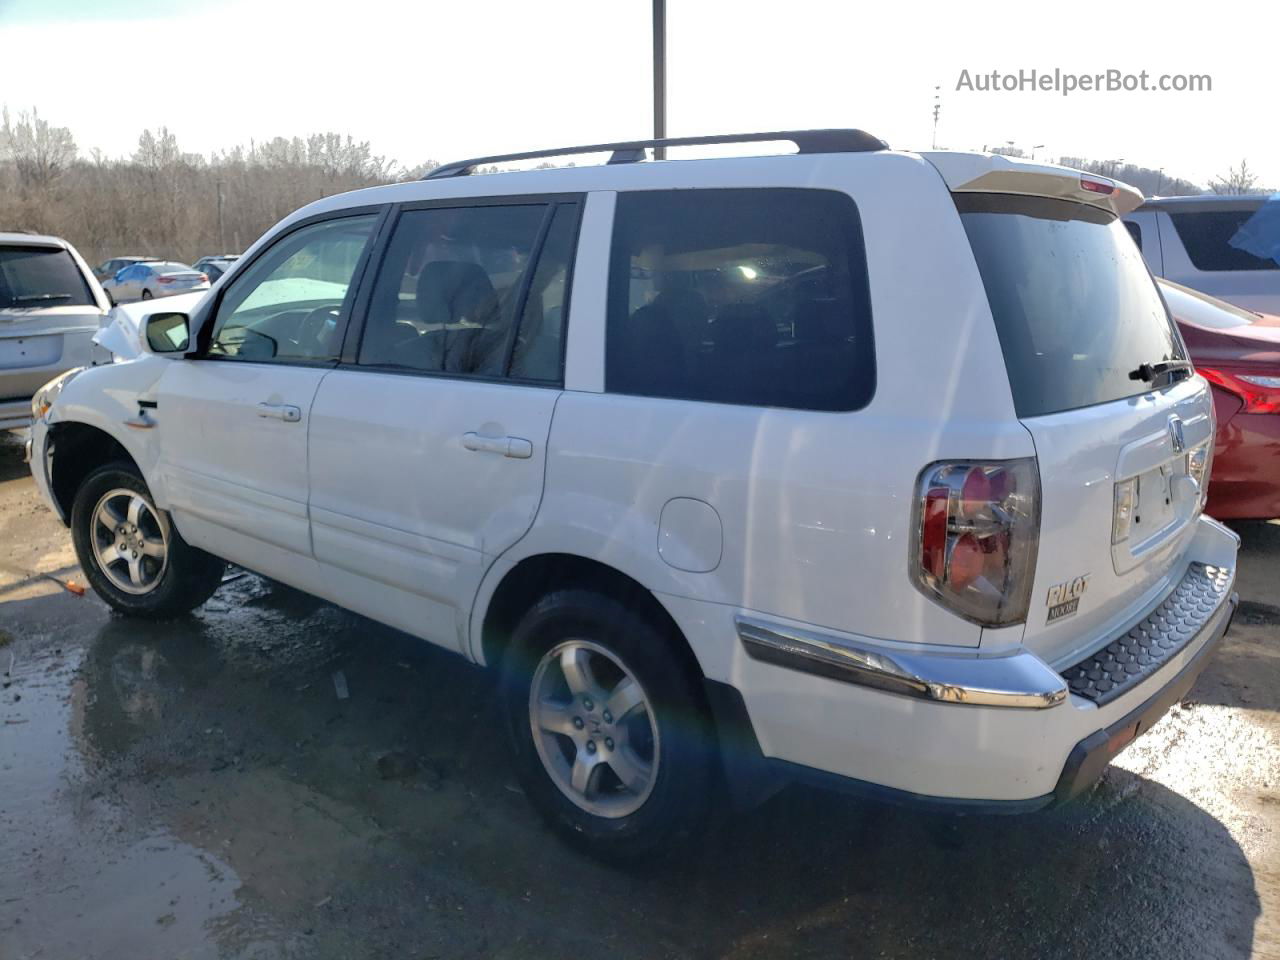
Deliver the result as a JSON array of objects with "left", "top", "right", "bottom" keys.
[{"left": 0, "top": 106, "right": 1270, "bottom": 269}]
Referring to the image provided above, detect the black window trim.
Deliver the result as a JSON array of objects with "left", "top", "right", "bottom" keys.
[
  {"left": 189, "top": 204, "right": 391, "bottom": 367},
  {"left": 603, "top": 186, "right": 877, "bottom": 414},
  {"left": 341, "top": 191, "right": 586, "bottom": 389}
]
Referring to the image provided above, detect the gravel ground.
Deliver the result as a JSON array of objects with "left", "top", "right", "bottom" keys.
[{"left": 0, "top": 431, "right": 1277, "bottom": 960}]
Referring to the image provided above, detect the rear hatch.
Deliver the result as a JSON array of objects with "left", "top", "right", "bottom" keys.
[
  {"left": 931, "top": 155, "right": 1215, "bottom": 666},
  {"left": 0, "top": 243, "right": 104, "bottom": 397}
]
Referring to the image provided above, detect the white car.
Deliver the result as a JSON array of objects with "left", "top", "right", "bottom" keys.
[
  {"left": 101, "top": 260, "right": 210, "bottom": 304},
  {"left": 1125, "top": 194, "right": 1280, "bottom": 314},
  {"left": 0, "top": 232, "right": 109, "bottom": 429},
  {"left": 28, "top": 132, "right": 1239, "bottom": 859}
]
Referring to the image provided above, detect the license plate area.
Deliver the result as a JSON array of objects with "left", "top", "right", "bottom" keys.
[
  {"left": 1130, "top": 464, "right": 1179, "bottom": 545},
  {"left": 0, "top": 335, "right": 62, "bottom": 370}
]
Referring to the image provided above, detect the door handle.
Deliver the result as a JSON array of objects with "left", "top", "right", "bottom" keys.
[
  {"left": 462, "top": 432, "right": 533, "bottom": 459},
  {"left": 257, "top": 402, "right": 301, "bottom": 422}
]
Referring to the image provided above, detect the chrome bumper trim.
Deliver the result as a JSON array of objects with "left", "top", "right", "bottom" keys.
[{"left": 736, "top": 618, "right": 1068, "bottom": 710}]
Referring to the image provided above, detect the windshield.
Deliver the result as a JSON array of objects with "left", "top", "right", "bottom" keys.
[
  {"left": 0, "top": 245, "right": 95, "bottom": 309},
  {"left": 958, "top": 194, "right": 1186, "bottom": 418}
]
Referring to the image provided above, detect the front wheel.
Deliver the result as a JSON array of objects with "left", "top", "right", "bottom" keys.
[
  {"left": 501, "top": 590, "right": 713, "bottom": 861},
  {"left": 70, "top": 462, "right": 226, "bottom": 618}
]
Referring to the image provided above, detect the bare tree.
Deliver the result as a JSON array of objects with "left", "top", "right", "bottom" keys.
[
  {"left": 1210, "top": 159, "right": 1261, "bottom": 195},
  {"left": 0, "top": 106, "right": 77, "bottom": 189}
]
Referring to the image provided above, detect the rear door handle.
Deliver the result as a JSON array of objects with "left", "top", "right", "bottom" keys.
[
  {"left": 463, "top": 432, "right": 533, "bottom": 459},
  {"left": 257, "top": 402, "right": 301, "bottom": 422}
]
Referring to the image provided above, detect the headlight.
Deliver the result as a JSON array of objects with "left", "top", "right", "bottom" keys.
[{"left": 31, "top": 367, "right": 85, "bottom": 421}]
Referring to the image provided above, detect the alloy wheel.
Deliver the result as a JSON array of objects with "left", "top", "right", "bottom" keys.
[
  {"left": 528, "top": 639, "right": 660, "bottom": 819},
  {"left": 90, "top": 488, "right": 168, "bottom": 595}
]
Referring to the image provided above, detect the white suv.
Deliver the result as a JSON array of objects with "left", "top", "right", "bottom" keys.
[{"left": 28, "top": 132, "right": 1240, "bottom": 859}]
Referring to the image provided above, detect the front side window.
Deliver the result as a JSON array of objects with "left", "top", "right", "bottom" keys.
[
  {"left": 605, "top": 188, "right": 875, "bottom": 411},
  {"left": 208, "top": 214, "right": 376, "bottom": 363},
  {"left": 359, "top": 202, "right": 576, "bottom": 381},
  {"left": 0, "top": 246, "right": 95, "bottom": 308}
]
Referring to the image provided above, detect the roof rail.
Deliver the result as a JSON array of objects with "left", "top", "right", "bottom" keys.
[{"left": 423, "top": 129, "right": 888, "bottom": 180}]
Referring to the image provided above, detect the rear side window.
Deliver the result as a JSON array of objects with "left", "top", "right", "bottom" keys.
[
  {"left": 1169, "top": 209, "right": 1279, "bottom": 272},
  {"left": 360, "top": 201, "right": 577, "bottom": 382},
  {"left": 959, "top": 194, "right": 1186, "bottom": 419},
  {"left": 605, "top": 188, "right": 874, "bottom": 411},
  {"left": 1124, "top": 221, "right": 1142, "bottom": 250},
  {"left": 0, "top": 246, "right": 94, "bottom": 308}
]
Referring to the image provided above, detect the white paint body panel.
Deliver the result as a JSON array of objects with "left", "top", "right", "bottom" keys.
[{"left": 307, "top": 370, "right": 559, "bottom": 653}]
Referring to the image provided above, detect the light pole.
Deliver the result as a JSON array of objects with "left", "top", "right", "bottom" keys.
[
  {"left": 931, "top": 86, "right": 940, "bottom": 149},
  {"left": 653, "top": 0, "right": 666, "bottom": 159},
  {"left": 216, "top": 180, "right": 226, "bottom": 253}
]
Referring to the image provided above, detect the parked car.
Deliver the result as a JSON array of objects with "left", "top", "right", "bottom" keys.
[
  {"left": 1159, "top": 278, "right": 1280, "bottom": 519},
  {"left": 192, "top": 255, "right": 239, "bottom": 284},
  {"left": 0, "top": 232, "right": 109, "bottom": 429},
  {"left": 93, "top": 256, "right": 159, "bottom": 284},
  {"left": 100, "top": 261, "right": 209, "bottom": 304},
  {"left": 28, "top": 134, "right": 1239, "bottom": 859},
  {"left": 1125, "top": 195, "right": 1280, "bottom": 314}
]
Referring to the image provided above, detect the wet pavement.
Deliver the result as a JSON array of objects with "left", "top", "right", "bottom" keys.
[{"left": 0, "top": 431, "right": 1277, "bottom": 960}]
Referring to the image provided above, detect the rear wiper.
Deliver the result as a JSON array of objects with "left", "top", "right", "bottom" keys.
[
  {"left": 7, "top": 293, "right": 73, "bottom": 303},
  {"left": 1128, "top": 359, "right": 1194, "bottom": 383}
]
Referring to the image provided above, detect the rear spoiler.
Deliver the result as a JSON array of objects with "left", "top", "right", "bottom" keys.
[{"left": 921, "top": 152, "right": 1144, "bottom": 217}]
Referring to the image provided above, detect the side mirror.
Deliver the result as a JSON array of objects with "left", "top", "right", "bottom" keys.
[{"left": 145, "top": 312, "right": 191, "bottom": 354}]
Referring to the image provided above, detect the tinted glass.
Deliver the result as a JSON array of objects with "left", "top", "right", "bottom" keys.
[
  {"left": 209, "top": 214, "right": 376, "bottom": 362},
  {"left": 1170, "top": 208, "right": 1279, "bottom": 272},
  {"left": 605, "top": 188, "right": 874, "bottom": 411},
  {"left": 359, "top": 204, "right": 547, "bottom": 376},
  {"left": 0, "top": 246, "right": 94, "bottom": 308},
  {"left": 959, "top": 194, "right": 1186, "bottom": 418},
  {"left": 510, "top": 205, "right": 577, "bottom": 382}
]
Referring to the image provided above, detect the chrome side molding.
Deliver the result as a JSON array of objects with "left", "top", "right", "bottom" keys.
[{"left": 736, "top": 617, "right": 1068, "bottom": 710}]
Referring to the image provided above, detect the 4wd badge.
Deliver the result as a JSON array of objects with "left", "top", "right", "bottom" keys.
[{"left": 1046, "top": 575, "right": 1090, "bottom": 624}]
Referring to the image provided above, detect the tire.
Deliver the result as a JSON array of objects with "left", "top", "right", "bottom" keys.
[
  {"left": 70, "top": 461, "right": 226, "bottom": 618},
  {"left": 500, "top": 589, "right": 713, "bottom": 861},
  {"left": 140, "top": 289, "right": 153, "bottom": 300}
]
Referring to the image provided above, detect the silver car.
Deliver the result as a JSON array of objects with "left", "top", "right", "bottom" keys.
[
  {"left": 0, "top": 233, "right": 109, "bottom": 429},
  {"left": 1124, "top": 194, "right": 1280, "bottom": 314},
  {"left": 101, "top": 260, "right": 211, "bottom": 304}
]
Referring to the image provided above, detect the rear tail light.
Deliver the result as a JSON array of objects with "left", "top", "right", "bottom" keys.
[
  {"left": 158, "top": 276, "right": 174, "bottom": 284},
  {"left": 197, "top": 273, "right": 208, "bottom": 283},
  {"left": 1186, "top": 442, "right": 1213, "bottom": 510},
  {"left": 1112, "top": 478, "right": 1137, "bottom": 544},
  {"left": 1198, "top": 367, "right": 1280, "bottom": 414},
  {"left": 910, "top": 459, "right": 1040, "bottom": 626}
]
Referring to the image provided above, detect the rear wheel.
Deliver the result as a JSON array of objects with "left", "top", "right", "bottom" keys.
[
  {"left": 70, "top": 462, "right": 225, "bottom": 618},
  {"left": 501, "top": 589, "right": 713, "bottom": 861},
  {"left": 140, "top": 289, "right": 153, "bottom": 300}
]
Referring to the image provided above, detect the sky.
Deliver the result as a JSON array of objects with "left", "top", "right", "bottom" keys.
[{"left": 1, "top": 0, "right": 1277, "bottom": 188}]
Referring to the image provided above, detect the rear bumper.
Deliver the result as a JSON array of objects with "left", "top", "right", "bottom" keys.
[
  {"left": 0, "top": 398, "right": 33, "bottom": 431},
  {"left": 674, "top": 515, "right": 1240, "bottom": 809}
]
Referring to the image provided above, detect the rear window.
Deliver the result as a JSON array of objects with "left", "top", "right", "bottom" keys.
[
  {"left": 0, "top": 246, "right": 94, "bottom": 308},
  {"left": 1169, "top": 208, "right": 1279, "bottom": 272},
  {"left": 958, "top": 194, "right": 1186, "bottom": 419},
  {"left": 605, "top": 188, "right": 874, "bottom": 411}
]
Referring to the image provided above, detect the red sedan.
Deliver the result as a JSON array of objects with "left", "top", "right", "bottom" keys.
[{"left": 1160, "top": 279, "right": 1280, "bottom": 520}]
